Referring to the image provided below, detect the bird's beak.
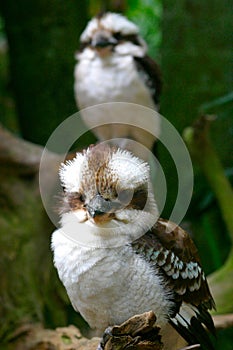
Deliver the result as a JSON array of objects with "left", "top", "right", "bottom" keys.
[
  {"left": 86, "top": 194, "right": 120, "bottom": 223},
  {"left": 91, "top": 30, "right": 117, "bottom": 49}
]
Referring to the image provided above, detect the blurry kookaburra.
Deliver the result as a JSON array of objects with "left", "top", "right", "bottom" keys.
[
  {"left": 52, "top": 144, "right": 215, "bottom": 350},
  {"left": 74, "top": 12, "right": 162, "bottom": 158}
]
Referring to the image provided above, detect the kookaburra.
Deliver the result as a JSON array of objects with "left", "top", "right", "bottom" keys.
[
  {"left": 52, "top": 144, "right": 215, "bottom": 350},
  {"left": 74, "top": 12, "right": 162, "bottom": 157}
]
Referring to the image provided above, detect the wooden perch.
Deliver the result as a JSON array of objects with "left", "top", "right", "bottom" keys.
[
  {"left": 8, "top": 323, "right": 100, "bottom": 350},
  {"left": 101, "top": 311, "right": 163, "bottom": 350},
  {"left": 9, "top": 311, "right": 233, "bottom": 350},
  {"left": 9, "top": 312, "right": 163, "bottom": 350},
  {"left": 183, "top": 115, "right": 233, "bottom": 314}
]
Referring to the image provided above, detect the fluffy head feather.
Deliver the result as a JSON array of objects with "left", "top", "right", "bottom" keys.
[
  {"left": 78, "top": 12, "right": 147, "bottom": 58},
  {"left": 80, "top": 12, "right": 139, "bottom": 43},
  {"left": 60, "top": 144, "right": 149, "bottom": 193}
]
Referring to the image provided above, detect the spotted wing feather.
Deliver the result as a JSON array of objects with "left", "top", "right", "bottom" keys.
[{"left": 131, "top": 218, "right": 216, "bottom": 349}]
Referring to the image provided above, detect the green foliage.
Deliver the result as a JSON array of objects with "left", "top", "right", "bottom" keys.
[
  {"left": 216, "top": 327, "right": 233, "bottom": 350},
  {"left": 126, "top": 0, "right": 162, "bottom": 59}
]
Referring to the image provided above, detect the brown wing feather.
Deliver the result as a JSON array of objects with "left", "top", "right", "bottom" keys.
[
  {"left": 132, "top": 218, "right": 215, "bottom": 309},
  {"left": 133, "top": 55, "right": 162, "bottom": 105}
]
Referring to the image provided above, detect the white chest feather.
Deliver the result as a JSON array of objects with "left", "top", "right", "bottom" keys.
[
  {"left": 74, "top": 50, "right": 159, "bottom": 155},
  {"left": 74, "top": 51, "right": 155, "bottom": 109},
  {"left": 52, "top": 228, "right": 173, "bottom": 334}
]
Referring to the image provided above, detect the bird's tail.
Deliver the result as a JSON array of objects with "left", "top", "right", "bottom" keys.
[{"left": 169, "top": 303, "right": 216, "bottom": 350}]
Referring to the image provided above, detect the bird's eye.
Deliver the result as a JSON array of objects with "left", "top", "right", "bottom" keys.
[
  {"left": 65, "top": 192, "right": 86, "bottom": 212},
  {"left": 69, "top": 192, "right": 85, "bottom": 203},
  {"left": 79, "top": 194, "right": 85, "bottom": 203},
  {"left": 113, "top": 32, "right": 123, "bottom": 41},
  {"left": 117, "top": 189, "right": 134, "bottom": 205}
]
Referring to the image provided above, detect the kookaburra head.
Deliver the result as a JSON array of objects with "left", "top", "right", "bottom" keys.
[
  {"left": 52, "top": 144, "right": 215, "bottom": 350},
  {"left": 59, "top": 144, "right": 158, "bottom": 243},
  {"left": 79, "top": 12, "right": 147, "bottom": 58}
]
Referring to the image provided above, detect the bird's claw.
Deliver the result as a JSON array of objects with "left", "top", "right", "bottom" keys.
[{"left": 97, "top": 326, "right": 113, "bottom": 350}]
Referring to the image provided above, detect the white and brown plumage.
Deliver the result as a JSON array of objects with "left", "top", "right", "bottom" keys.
[
  {"left": 74, "top": 12, "right": 162, "bottom": 158},
  {"left": 52, "top": 144, "right": 215, "bottom": 350}
]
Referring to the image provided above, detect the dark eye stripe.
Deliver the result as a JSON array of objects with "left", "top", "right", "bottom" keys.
[
  {"left": 113, "top": 32, "right": 123, "bottom": 40},
  {"left": 113, "top": 33, "right": 141, "bottom": 46},
  {"left": 79, "top": 33, "right": 141, "bottom": 52},
  {"left": 128, "top": 187, "right": 148, "bottom": 210},
  {"left": 66, "top": 192, "right": 85, "bottom": 210},
  {"left": 57, "top": 192, "right": 85, "bottom": 215},
  {"left": 79, "top": 41, "right": 91, "bottom": 52}
]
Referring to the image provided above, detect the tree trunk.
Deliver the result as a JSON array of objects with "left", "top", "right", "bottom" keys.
[{"left": 0, "top": 0, "right": 88, "bottom": 145}]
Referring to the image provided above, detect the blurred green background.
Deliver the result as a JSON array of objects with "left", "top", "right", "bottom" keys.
[{"left": 0, "top": 0, "right": 232, "bottom": 349}]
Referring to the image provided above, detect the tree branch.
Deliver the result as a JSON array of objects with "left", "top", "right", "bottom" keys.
[
  {"left": 0, "top": 125, "right": 43, "bottom": 174},
  {"left": 213, "top": 313, "right": 233, "bottom": 330}
]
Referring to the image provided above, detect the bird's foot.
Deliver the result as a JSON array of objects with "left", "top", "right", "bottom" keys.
[{"left": 97, "top": 327, "right": 113, "bottom": 350}]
